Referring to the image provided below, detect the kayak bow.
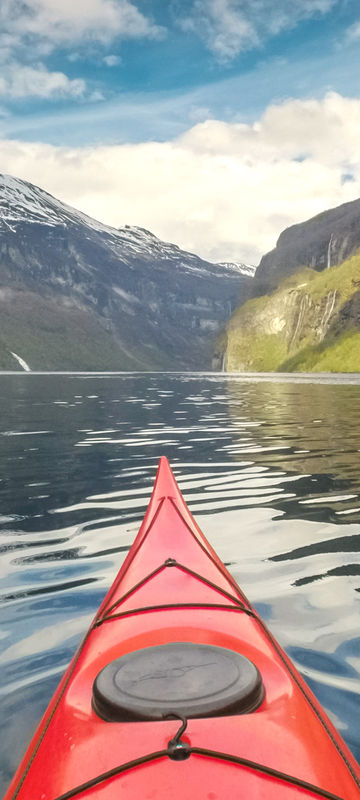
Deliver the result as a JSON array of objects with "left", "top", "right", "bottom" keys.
[{"left": 5, "top": 457, "right": 360, "bottom": 800}]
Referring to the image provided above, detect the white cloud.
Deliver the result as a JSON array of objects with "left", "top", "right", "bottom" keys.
[
  {"left": 347, "top": 20, "right": 360, "bottom": 40},
  {"left": 0, "top": 63, "right": 86, "bottom": 99},
  {"left": 0, "top": 0, "right": 164, "bottom": 50},
  {"left": 176, "top": 0, "right": 336, "bottom": 61},
  {"left": 179, "top": 0, "right": 257, "bottom": 61},
  {"left": 1, "top": 92, "right": 359, "bottom": 264},
  {"left": 89, "top": 89, "right": 106, "bottom": 102},
  {"left": 103, "top": 54, "right": 122, "bottom": 66},
  {"left": 67, "top": 53, "right": 82, "bottom": 63},
  {"left": 0, "top": 1, "right": 163, "bottom": 102}
]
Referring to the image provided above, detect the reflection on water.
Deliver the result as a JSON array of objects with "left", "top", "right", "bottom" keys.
[{"left": 0, "top": 372, "right": 359, "bottom": 791}]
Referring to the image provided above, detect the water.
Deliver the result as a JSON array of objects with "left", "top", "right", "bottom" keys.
[{"left": 0, "top": 372, "right": 359, "bottom": 792}]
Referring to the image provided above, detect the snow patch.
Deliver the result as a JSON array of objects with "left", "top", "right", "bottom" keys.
[{"left": 216, "top": 261, "right": 256, "bottom": 277}]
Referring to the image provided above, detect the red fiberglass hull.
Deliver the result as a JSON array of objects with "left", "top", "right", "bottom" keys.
[{"left": 5, "top": 457, "right": 360, "bottom": 800}]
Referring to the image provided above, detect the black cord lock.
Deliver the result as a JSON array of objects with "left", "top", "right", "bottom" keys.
[{"left": 165, "top": 714, "right": 191, "bottom": 761}]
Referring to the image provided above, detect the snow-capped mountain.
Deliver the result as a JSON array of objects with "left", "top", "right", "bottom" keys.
[
  {"left": 0, "top": 174, "right": 253, "bottom": 370},
  {"left": 216, "top": 261, "right": 257, "bottom": 278}
]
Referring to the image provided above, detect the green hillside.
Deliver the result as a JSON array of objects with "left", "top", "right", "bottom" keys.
[
  {"left": 0, "top": 289, "right": 162, "bottom": 371},
  {"left": 224, "top": 251, "right": 360, "bottom": 372}
]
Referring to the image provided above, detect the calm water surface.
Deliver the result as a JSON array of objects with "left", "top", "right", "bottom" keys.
[{"left": 1, "top": 372, "right": 360, "bottom": 792}]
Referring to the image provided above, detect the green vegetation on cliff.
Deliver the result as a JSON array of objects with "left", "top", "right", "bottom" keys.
[
  {"left": 225, "top": 251, "right": 360, "bottom": 372},
  {"left": 281, "top": 329, "right": 360, "bottom": 372}
]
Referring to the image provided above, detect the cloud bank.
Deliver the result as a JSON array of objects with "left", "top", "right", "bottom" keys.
[{"left": 1, "top": 92, "right": 359, "bottom": 264}]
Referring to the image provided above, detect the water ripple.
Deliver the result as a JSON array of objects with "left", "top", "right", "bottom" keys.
[{"left": 0, "top": 372, "right": 359, "bottom": 792}]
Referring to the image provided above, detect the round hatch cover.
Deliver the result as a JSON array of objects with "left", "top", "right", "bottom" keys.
[{"left": 93, "top": 642, "right": 264, "bottom": 721}]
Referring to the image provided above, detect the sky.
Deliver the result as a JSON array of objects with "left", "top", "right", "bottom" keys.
[{"left": 1, "top": 1, "right": 360, "bottom": 264}]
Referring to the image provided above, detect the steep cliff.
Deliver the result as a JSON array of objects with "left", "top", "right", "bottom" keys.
[
  {"left": 0, "top": 174, "right": 251, "bottom": 371},
  {"left": 254, "top": 197, "right": 360, "bottom": 296},
  {"left": 223, "top": 252, "right": 360, "bottom": 372}
]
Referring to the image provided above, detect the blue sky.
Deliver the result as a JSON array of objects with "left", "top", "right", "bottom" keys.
[
  {"left": 1, "top": 1, "right": 360, "bottom": 263},
  {"left": 1, "top": 0, "right": 360, "bottom": 144}
]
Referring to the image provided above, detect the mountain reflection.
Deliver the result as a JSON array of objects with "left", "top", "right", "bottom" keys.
[{"left": 226, "top": 379, "right": 360, "bottom": 525}]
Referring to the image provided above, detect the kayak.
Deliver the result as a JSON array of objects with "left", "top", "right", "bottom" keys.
[{"left": 5, "top": 456, "right": 360, "bottom": 800}]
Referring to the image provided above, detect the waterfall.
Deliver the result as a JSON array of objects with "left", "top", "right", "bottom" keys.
[
  {"left": 10, "top": 352, "right": 31, "bottom": 371},
  {"left": 327, "top": 233, "right": 334, "bottom": 269}
]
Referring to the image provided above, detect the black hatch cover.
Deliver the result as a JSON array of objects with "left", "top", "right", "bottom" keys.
[{"left": 92, "top": 642, "right": 264, "bottom": 721}]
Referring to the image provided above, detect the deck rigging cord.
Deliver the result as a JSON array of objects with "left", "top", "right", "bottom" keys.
[
  {"left": 93, "top": 557, "right": 256, "bottom": 628},
  {"left": 52, "top": 715, "right": 346, "bottom": 800},
  {"left": 8, "top": 546, "right": 360, "bottom": 797}
]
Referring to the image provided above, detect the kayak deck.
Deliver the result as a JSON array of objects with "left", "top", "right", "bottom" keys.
[{"left": 5, "top": 457, "right": 360, "bottom": 800}]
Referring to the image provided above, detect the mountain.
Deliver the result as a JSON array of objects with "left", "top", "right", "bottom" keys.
[
  {"left": 254, "top": 197, "right": 360, "bottom": 296},
  {"left": 220, "top": 198, "right": 360, "bottom": 373},
  {"left": 0, "top": 174, "right": 252, "bottom": 371},
  {"left": 216, "top": 261, "right": 257, "bottom": 278}
]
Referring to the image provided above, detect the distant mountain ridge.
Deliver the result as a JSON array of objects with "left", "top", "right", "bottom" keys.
[{"left": 0, "top": 174, "right": 252, "bottom": 371}]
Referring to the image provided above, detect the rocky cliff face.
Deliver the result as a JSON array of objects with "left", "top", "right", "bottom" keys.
[
  {"left": 223, "top": 253, "right": 360, "bottom": 373},
  {"left": 0, "top": 174, "right": 251, "bottom": 371},
  {"left": 220, "top": 195, "right": 360, "bottom": 373},
  {"left": 254, "top": 197, "right": 360, "bottom": 296}
]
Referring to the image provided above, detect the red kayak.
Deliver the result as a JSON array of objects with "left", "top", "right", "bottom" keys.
[{"left": 5, "top": 457, "right": 360, "bottom": 800}]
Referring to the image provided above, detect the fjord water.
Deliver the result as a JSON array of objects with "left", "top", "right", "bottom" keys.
[{"left": 0, "top": 373, "right": 360, "bottom": 791}]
